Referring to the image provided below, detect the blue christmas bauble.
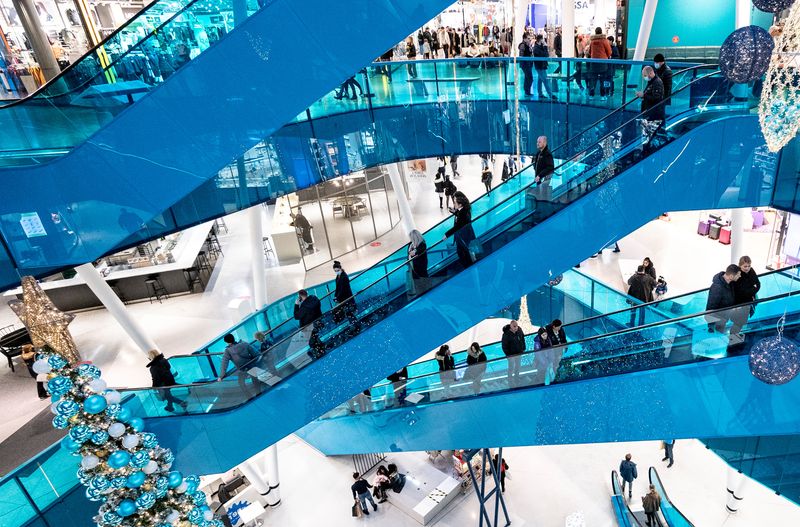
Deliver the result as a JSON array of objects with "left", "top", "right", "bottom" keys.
[
  {"left": 155, "top": 485, "right": 168, "bottom": 499},
  {"left": 91, "top": 430, "right": 109, "bottom": 445},
  {"left": 167, "top": 471, "right": 183, "bottom": 489},
  {"left": 47, "top": 376, "right": 73, "bottom": 397},
  {"left": 77, "top": 363, "right": 101, "bottom": 378},
  {"left": 719, "top": 26, "right": 774, "bottom": 83},
  {"left": 140, "top": 433, "right": 158, "bottom": 449},
  {"left": 85, "top": 485, "right": 106, "bottom": 502},
  {"left": 52, "top": 415, "right": 69, "bottom": 429},
  {"left": 90, "top": 475, "right": 111, "bottom": 492},
  {"left": 56, "top": 399, "right": 80, "bottom": 417},
  {"left": 77, "top": 469, "right": 92, "bottom": 485},
  {"left": 61, "top": 436, "right": 81, "bottom": 453},
  {"left": 105, "top": 404, "right": 122, "bottom": 419},
  {"left": 47, "top": 355, "right": 68, "bottom": 370},
  {"left": 116, "top": 499, "right": 137, "bottom": 517},
  {"left": 130, "top": 450, "right": 150, "bottom": 469},
  {"left": 135, "top": 491, "right": 156, "bottom": 510},
  {"left": 69, "top": 425, "right": 93, "bottom": 444},
  {"left": 752, "top": 0, "right": 795, "bottom": 13},
  {"left": 155, "top": 477, "right": 169, "bottom": 491},
  {"left": 110, "top": 477, "right": 127, "bottom": 489},
  {"left": 117, "top": 407, "right": 132, "bottom": 422},
  {"left": 107, "top": 450, "right": 131, "bottom": 469},
  {"left": 184, "top": 475, "right": 201, "bottom": 494},
  {"left": 102, "top": 511, "right": 124, "bottom": 526},
  {"left": 187, "top": 507, "right": 204, "bottom": 525},
  {"left": 126, "top": 471, "right": 146, "bottom": 488},
  {"left": 749, "top": 335, "right": 800, "bottom": 385},
  {"left": 83, "top": 394, "right": 108, "bottom": 415},
  {"left": 191, "top": 491, "right": 207, "bottom": 506},
  {"left": 162, "top": 451, "right": 175, "bottom": 465},
  {"left": 128, "top": 417, "right": 144, "bottom": 432}
]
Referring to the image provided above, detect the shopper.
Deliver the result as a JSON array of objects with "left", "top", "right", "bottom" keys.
[
  {"left": 406, "top": 37, "right": 419, "bottom": 79},
  {"left": 619, "top": 453, "right": 638, "bottom": 499},
  {"left": 372, "top": 470, "right": 391, "bottom": 503},
  {"left": 443, "top": 195, "right": 476, "bottom": 268},
  {"left": 481, "top": 167, "right": 493, "bottom": 193},
  {"left": 333, "top": 261, "right": 356, "bottom": 323},
  {"left": 706, "top": 264, "right": 741, "bottom": 333},
  {"left": 218, "top": 334, "right": 262, "bottom": 397},
  {"left": 253, "top": 331, "right": 278, "bottom": 376},
  {"left": 293, "top": 289, "right": 324, "bottom": 358},
  {"left": 545, "top": 319, "right": 567, "bottom": 346},
  {"left": 553, "top": 27, "right": 563, "bottom": 74},
  {"left": 501, "top": 160, "right": 510, "bottom": 182},
  {"left": 434, "top": 168, "right": 446, "bottom": 209},
  {"left": 293, "top": 289, "right": 322, "bottom": 327},
  {"left": 21, "top": 344, "right": 47, "bottom": 399},
  {"left": 502, "top": 320, "right": 526, "bottom": 387},
  {"left": 518, "top": 33, "right": 535, "bottom": 97},
  {"left": 443, "top": 174, "right": 458, "bottom": 209},
  {"left": 588, "top": 27, "right": 612, "bottom": 99},
  {"left": 435, "top": 344, "right": 456, "bottom": 398},
  {"left": 533, "top": 136, "right": 555, "bottom": 184},
  {"left": 290, "top": 208, "right": 314, "bottom": 252},
  {"left": 407, "top": 229, "right": 430, "bottom": 295},
  {"left": 642, "top": 484, "right": 662, "bottom": 526},
  {"left": 387, "top": 367, "right": 408, "bottom": 405},
  {"left": 637, "top": 66, "right": 665, "bottom": 123},
  {"left": 533, "top": 34, "right": 555, "bottom": 100},
  {"left": 146, "top": 349, "right": 188, "bottom": 412},
  {"left": 627, "top": 265, "right": 656, "bottom": 326},
  {"left": 533, "top": 327, "right": 558, "bottom": 385},
  {"left": 662, "top": 439, "right": 675, "bottom": 467},
  {"left": 642, "top": 257, "right": 657, "bottom": 280},
  {"left": 653, "top": 53, "right": 673, "bottom": 103},
  {"left": 492, "top": 454, "right": 509, "bottom": 492},
  {"left": 450, "top": 154, "right": 460, "bottom": 178},
  {"left": 351, "top": 472, "right": 378, "bottom": 515},
  {"left": 439, "top": 27, "right": 450, "bottom": 58},
  {"left": 465, "top": 341, "right": 487, "bottom": 394}
]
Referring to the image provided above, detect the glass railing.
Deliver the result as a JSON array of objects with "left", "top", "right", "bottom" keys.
[
  {"left": 611, "top": 470, "right": 644, "bottom": 527},
  {"left": 649, "top": 467, "right": 695, "bottom": 527},
  {"left": 320, "top": 286, "right": 800, "bottom": 420},
  {"left": 108, "top": 70, "right": 755, "bottom": 420}
]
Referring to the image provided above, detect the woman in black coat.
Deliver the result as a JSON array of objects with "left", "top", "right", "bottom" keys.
[
  {"left": 333, "top": 261, "right": 356, "bottom": 322},
  {"left": 146, "top": 350, "right": 187, "bottom": 412},
  {"left": 443, "top": 196, "right": 476, "bottom": 268},
  {"left": 408, "top": 229, "right": 429, "bottom": 279}
]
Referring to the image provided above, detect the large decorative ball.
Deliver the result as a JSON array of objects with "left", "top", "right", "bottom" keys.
[
  {"left": 85, "top": 485, "right": 106, "bottom": 502},
  {"left": 87, "top": 378, "right": 108, "bottom": 393},
  {"left": 140, "top": 433, "right": 158, "bottom": 449},
  {"left": 167, "top": 471, "right": 183, "bottom": 489},
  {"left": 165, "top": 510, "right": 181, "bottom": 524},
  {"left": 143, "top": 460, "right": 160, "bottom": 474},
  {"left": 81, "top": 454, "right": 100, "bottom": 470},
  {"left": 203, "top": 509, "right": 214, "bottom": 522},
  {"left": 131, "top": 450, "right": 151, "bottom": 468},
  {"left": 162, "top": 451, "right": 175, "bottom": 465},
  {"left": 116, "top": 499, "right": 137, "bottom": 517},
  {"left": 184, "top": 475, "right": 201, "bottom": 494},
  {"left": 32, "top": 359, "right": 51, "bottom": 375},
  {"left": 77, "top": 468, "right": 92, "bottom": 485},
  {"left": 77, "top": 364, "right": 101, "bottom": 379},
  {"left": 753, "top": 0, "right": 795, "bottom": 13},
  {"left": 47, "top": 376, "right": 73, "bottom": 397},
  {"left": 105, "top": 404, "right": 122, "bottom": 419},
  {"left": 61, "top": 436, "right": 81, "bottom": 453},
  {"left": 111, "top": 477, "right": 127, "bottom": 489},
  {"left": 749, "top": 335, "right": 800, "bottom": 385},
  {"left": 187, "top": 507, "right": 205, "bottom": 525},
  {"left": 83, "top": 394, "right": 108, "bottom": 414},
  {"left": 107, "top": 450, "right": 131, "bottom": 469},
  {"left": 91, "top": 430, "right": 110, "bottom": 445},
  {"left": 104, "top": 390, "right": 122, "bottom": 405},
  {"left": 102, "top": 511, "right": 124, "bottom": 526},
  {"left": 47, "top": 355, "right": 68, "bottom": 370},
  {"left": 89, "top": 475, "right": 111, "bottom": 492},
  {"left": 121, "top": 434, "right": 140, "bottom": 450},
  {"left": 175, "top": 481, "right": 188, "bottom": 494},
  {"left": 719, "top": 26, "right": 774, "bottom": 83},
  {"left": 155, "top": 477, "right": 169, "bottom": 491},
  {"left": 128, "top": 417, "right": 144, "bottom": 432},
  {"left": 191, "top": 491, "right": 206, "bottom": 506},
  {"left": 52, "top": 415, "right": 69, "bottom": 429},
  {"left": 108, "top": 422, "right": 126, "bottom": 438},
  {"left": 126, "top": 471, "right": 146, "bottom": 488},
  {"left": 57, "top": 400, "right": 80, "bottom": 417},
  {"left": 135, "top": 491, "right": 157, "bottom": 510},
  {"left": 117, "top": 407, "right": 132, "bottom": 423},
  {"left": 70, "top": 425, "right": 93, "bottom": 443}
]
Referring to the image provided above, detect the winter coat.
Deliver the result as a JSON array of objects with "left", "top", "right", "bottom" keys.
[
  {"left": 619, "top": 460, "right": 638, "bottom": 483},
  {"left": 434, "top": 173, "right": 445, "bottom": 193},
  {"left": 409, "top": 240, "right": 429, "bottom": 279},
  {"left": 546, "top": 324, "right": 567, "bottom": 346},
  {"left": 641, "top": 75, "right": 665, "bottom": 121},
  {"left": 642, "top": 491, "right": 661, "bottom": 513},
  {"left": 501, "top": 325, "right": 526, "bottom": 356},
  {"left": 707, "top": 272, "right": 736, "bottom": 311},
  {"left": 589, "top": 33, "right": 612, "bottom": 59},
  {"left": 436, "top": 352, "right": 455, "bottom": 371},
  {"left": 733, "top": 268, "right": 761, "bottom": 305},
  {"left": 220, "top": 341, "right": 259, "bottom": 374},
  {"left": 532, "top": 42, "right": 549, "bottom": 70},
  {"left": 533, "top": 147, "right": 555, "bottom": 180},
  {"left": 533, "top": 334, "right": 551, "bottom": 351},
  {"left": 444, "top": 205, "right": 475, "bottom": 248},
  {"left": 466, "top": 350, "right": 487, "bottom": 365},
  {"left": 147, "top": 354, "right": 176, "bottom": 387},
  {"left": 294, "top": 295, "right": 323, "bottom": 326},
  {"left": 655, "top": 63, "right": 673, "bottom": 98},
  {"left": 334, "top": 270, "right": 354, "bottom": 304},
  {"left": 627, "top": 273, "right": 656, "bottom": 303}
]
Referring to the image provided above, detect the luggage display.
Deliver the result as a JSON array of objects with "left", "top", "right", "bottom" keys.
[
  {"left": 719, "top": 227, "right": 732, "bottom": 245},
  {"left": 697, "top": 220, "right": 710, "bottom": 236},
  {"left": 709, "top": 223, "right": 721, "bottom": 240}
]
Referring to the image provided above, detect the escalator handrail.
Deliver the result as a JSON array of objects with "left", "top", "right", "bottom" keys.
[
  {"left": 179, "top": 67, "right": 726, "bottom": 368},
  {"left": 649, "top": 466, "right": 696, "bottom": 527},
  {"left": 611, "top": 470, "right": 646, "bottom": 527}
]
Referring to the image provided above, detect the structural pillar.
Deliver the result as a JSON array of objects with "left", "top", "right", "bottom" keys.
[
  {"left": 11, "top": 0, "right": 61, "bottom": 81},
  {"left": 238, "top": 459, "right": 270, "bottom": 505},
  {"left": 265, "top": 445, "right": 281, "bottom": 507},
  {"left": 730, "top": 208, "right": 749, "bottom": 264},
  {"left": 632, "top": 0, "right": 659, "bottom": 61},
  {"left": 725, "top": 468, "right": 747, "bottom": 513},
  {"left": 387, "top": 163, "right": 417, "bottom": 236},
  {"left": 562, "top": 0, "right": 575, "bottom": 58},
  {"left": 513, "top": 0, "right": 529, "bottom": 56},
  {"left": 248, "top": 205, "right": 267, "bottom": 310},
  {"left": 74, "top": 264, "right": 159, "bottom": 353}
]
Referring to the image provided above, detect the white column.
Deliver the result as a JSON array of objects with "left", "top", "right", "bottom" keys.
[
  {"left": 730, "top": 208, "right": 749, "bottom": 264},
  {"left": 74, "top": 264, "right": 158, "bottom": 353},
  {"left": 239, "top": 459, "right": 270, "bottom": 504},
  {"left": 248, "top": 205, "right": 267, "bottom": 310},
  {"left": 265, "top": 444, "right": 281, "bottom": 507},
  {"left": 562, "top": 0, "right": 575, "bottom": 58},
  {"left": 513, "top": 0, "right": 529, "bottom": 53},
  {"left": 386, "top": 163, "right": 416, "bottom": 236},
  {"left": 725, "top": 468, "right": 746, "bottom": 513},
  {"left": 632, "top": 0, "right": 659, "bottom": 61}
]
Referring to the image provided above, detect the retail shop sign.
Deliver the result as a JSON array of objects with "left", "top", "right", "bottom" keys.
[{"left": 575, "top": 1, "right": 590, "bottom": 9}]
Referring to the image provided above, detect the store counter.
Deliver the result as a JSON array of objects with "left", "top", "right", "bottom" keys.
[
  {"left": 2, "top": 222, "right": 217, "bottom": 311},
  {"left": 384, "top": 455, "right": 461, "bottom": 525},
  {"left": 270, "top": 196, "right": 303, "bottom": 264}
]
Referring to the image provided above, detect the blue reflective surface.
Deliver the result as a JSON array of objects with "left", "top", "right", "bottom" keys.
[
  {"left": 650, "top": 467, "right": 694, "bottom": 527},
  {"left": 612, "top": 471, "right": 643, "bottom": 527}
]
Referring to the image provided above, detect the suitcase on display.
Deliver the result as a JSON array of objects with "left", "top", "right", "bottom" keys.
[
  {"left": 709, "top": 223, "right": 721, "bottom": 240},
  {"left": 697, "top": 221, "right": 710, "bottom": 236},
  {"left": 719, "top": 227, "right": 731, "bottom": 245}
]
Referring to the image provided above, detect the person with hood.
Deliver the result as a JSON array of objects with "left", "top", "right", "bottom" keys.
[
  {"left": 588, "top": 27, "right": 612, "bottom": 98},
  {"left": 619, "top": 453, "right": 638, "bottom": 499},
  {"left": 333, "top": 261, "right": 356, "bottom": 323},
  {"left": 465, "top": 341, "right": 487, "bottom": 393},
  {"left": 218, "top": 334, "right": 262, "bottom": 396},
  {"left": 502, "top": 320, "right": 526, "bottom": 387},
  {"left": 653, "top": 53, "right": 673, "bottom": 103},
  {"left": 533, "top": 34, "right": 555, "bottom": 99},
  {"left": 706, "top": 264, "right": 741, "bottom": 333},
  {"left": 642, "top": 484, "right": 662, "bottom": 526},
  {"left": 443, "top": 194, "right": 476, "bottom": 268},
  {"left": 147, "top": 349, "right": 188, "bottom": 412},
  {"left": 627, "top": 265, "right": 656, "bottom": 326}
]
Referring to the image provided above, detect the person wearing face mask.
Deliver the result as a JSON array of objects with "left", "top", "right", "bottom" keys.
[
  {"left": 443, "top": 195, "right": 476, "bottom": 268},
  {"left": 653, "top": 54, "right": 673, "bottom": 104},
  {"left": 333, "top": 261, "right": 356, "bottom": 324},
  {"left": 636, "top": 66, "right": 665, "bottom": 123}
]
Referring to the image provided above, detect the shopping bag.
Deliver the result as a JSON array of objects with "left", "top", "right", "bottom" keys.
[{"left": 351, "top": 502, "right": 362, "bottom": 517}]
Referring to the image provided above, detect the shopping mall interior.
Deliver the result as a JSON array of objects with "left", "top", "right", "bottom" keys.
[{"left": 2, "top": 0, "right": 800, "bottom": 526}]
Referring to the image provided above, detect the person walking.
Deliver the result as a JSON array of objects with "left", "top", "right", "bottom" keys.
[
  {"left": 434, "top": 167, "right": 446, "bottom": 209},
  {"left": 553, "top": 27, "right": 563, "bottom": 73},
  {"left": 627, "top": 265, "right": 656, "bottom": 327},
  {"left": 406, "top": 37, "right": 419, "bottom": 79},
  {"left": 465, "top": 341, "right": 487, "bottom": 394},
  {"left": 518, "top": 33, "right": 535, "bottom": 97},
  {"left": 492, "top": 454, "right": 509, "bottom": 492},
  {"left": 351, "top": 472, "right": 378, "bottom": 515},
  {"left": 290, "top": 208, "right": 314, "bottom": 252},
  {"left": 293, "top": 289, "right": 323, "bottom": 358},
  {"left": 642, "top": 484, "right": 662, "bottom": 526},
  {"left": 21, "top": 344, "right": 47, "bottom": 399},
  {"left": 481, "top": 167, "right": 493, "bottom": 193},
  {"left": 443, "top": 195, "right": 476, "bottom": 268},
  {"left": 333, "top": 261, "right": 356, "bottom": 323},
  {"left": 588, "top": 27, "right": 612, "bottom": 99},
  {"left": 502, "top": 320, "right": 526, "bottom": 387},
  {"left": 662, "top": 439, "right": 675, "bottom": 467},
  {"left": 443, "top": 174, "right": 458, "bottom": 209},
  {"left": 435, "top": 344, "right": 456, "bottom": 398},
  {"left": 653, "top": 53, "right": 673, "bottom": 104},
  {"left": 619, "top": 453, "right": 638, "bottom": 499},
  {"left": 533, "top": 34, "right": 555, "bottom": 99},
  {"left": 706, "top": 264, "right": 741, "bottom": 333},
  {"left": 218, "top": 334, "right": 262, "bottom": 397},
  {"left": 450, "top": 154, "right": 460, "bottom": 178},
  {"left": 642, "top": 257, "right": 657, "bottom": 280},
  {"left": 408, "top": 229, "right": 429, "bottom": 296},
  {"left": 146, "top": 350, "right": 188, "bottom": 412}
]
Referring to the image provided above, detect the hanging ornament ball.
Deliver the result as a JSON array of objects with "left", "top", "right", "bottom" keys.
[
  {"left": 108, "top": 422, "right": 127, "bottom": 438},
  {"left": 753, "top": 0, "right": 795, "bottom": 13},
  {"left": 140, "top": 433, "right": 158, "bottom": 449},
  {"left": 203, "top": 510, "right": 214, "bottom": 522},
  {"left": 116, "top": 499, "right": 137, "bottom": 517},
  {"left": 91, "top": 430, "right": 110, "bottom": 446},
  {"left": 32, "top": 359, "right": 52, "bottom": 375},
  {"left": 70, "top": 425, "right": 93, "bottom": 443},
  {"left": 749, "top": 335, "right": 800, "bottom": 385},
  {"left": 128, "top": 417, "right": 145, "bottom": 432},
  {"left": 83, "top": 394, "right": 108, "bottom": 414},
  {"left": 52, "top": 415, "right": 69, "bottom": 429},
  {"left": 87, "top": 378, "right": 108, "bottom": 393},
  {"left": 117, "top": 407, "right": 133, "bottom": 423},
  {"left": 121, "top": 434, "right": 140, "bottom": 450},
  {"left": 57, "top": 399, "right": 80, "bottom": 417},
  {"left": 184, "top": 475, "right": 200, "bottom": 494},
  {"left": 187, "top": 507, "right": 205, "bottom": 525},
  {"left": 126, "top": 471, "right": 146, "bottom": 488},
  {"left": 165, "top": 510, "right": 181, "bottom": 524},
  {"left": 175, "top": 481, "right": 188, "bottom": 494},
  {"left": 130, "top": 450, "right": 151, "bottom": 468},
  {"left": 719, "top": 25, "right": 774, "bottom": 83},
  {"left": 167, "top": 471, "right": 183, "bottom": 489},
  {"left": 77, "top": 363, "right": 102, "bottom": 378},
  {"left": 81, "top": 454, "right": 100, "bottom": 470},
  {"left": 136, "top": 491, "right": 157, "bottom": 510},
  {"left": 104, "top": 390, "right": 122, "bottom": 405},
  {"left": 47, "top": 355, "right": 68, "bottom": 370},
  {"left": 61, "top": 436, "right": 81, "bottom": 453},
  {"left": 107, "top": 450, "right": 132, "bottom": 469},
  {"left": 143, "top": 460, "right": 160, "bottom": 474},
  {"left": 47, "top": 376, "right": 73, "bottom": 397}
]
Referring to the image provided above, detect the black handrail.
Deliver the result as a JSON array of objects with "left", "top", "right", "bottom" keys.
[{"left": 649, "top": 467, "right": 696, "bottom": 526}]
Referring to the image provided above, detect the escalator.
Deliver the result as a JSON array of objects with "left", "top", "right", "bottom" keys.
[
  {"left": 0, "top": 0, "right": 455, "bottom": 271},
  {"left": 611, "top": 470, "right": 645, "bottom": 527},
  {"left": 649, "top": 467, "right": 695, "bottom": 526},
  {"left": 92, "top": 71, "right": 781, "bottom": 474}
]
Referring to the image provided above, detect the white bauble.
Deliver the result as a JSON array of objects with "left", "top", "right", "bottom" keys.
[
  {"left": 81, "top": 454, "right": 100, "bottom": 470},
  {"left": 121, "top": 434, "right": 140, "bottom": 449},
  {"left": 143, "top": 460, "right": 159, "bottom": 474},
  {"left": 32, "top": 359, "right": 51, "bottom": 375},
  {"left": 104, "top": 390, "right": 121, "bottom": 405},
  {"left": 108, "top": 422, "right": 126, "bottom": 438}
]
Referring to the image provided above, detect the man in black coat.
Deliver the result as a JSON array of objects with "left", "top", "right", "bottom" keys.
[
  {"left": 294, "top": 289, "right": 322, "bottom": 327},
  {"left": 518, "top": 34, "right": 534, "bottom": 96},
  {"left": 533, "top": 34, "right": 555, "bottom": 99},
  {"left": 502, "top": 320, "right": 526, "bottom": 386},
  {"left": 533, "top": 136, "right": 555, "bottom": 183},
  {"left": 146, "top": 350, "right": 187, "bottom": 412},
  {"left": 706, "top": 264, "right": 741, "bottom": 333},
  {"left": 637, "top": 66, "right": 665, "bottom": 122},
  {"left": 653, "top": 53, "right": 673, "bottom": 103},
  {"left": 333, "top": 260, "right": 356, "bottom": 323},
  {"left": 627, "top": 265, "right": 656, "bottom": 326},
  {"left": 553, "top": 28, "right": 563, "bottom": 73}
]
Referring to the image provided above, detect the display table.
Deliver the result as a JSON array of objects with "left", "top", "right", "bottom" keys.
[
  {"left": 385, "top": 456, "right": 461, "bottom": 525},
  {"left": 2, "top": 222, "right": 217, "bottom": 311},
  {"left": 270, "top": 196, "right": 303, "bottom": 264}
]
